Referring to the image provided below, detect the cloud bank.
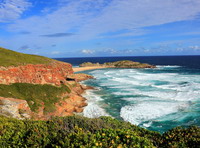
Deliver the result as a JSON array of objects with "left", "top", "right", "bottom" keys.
[{"left": 1, "top": 0, "right": 200, "bottom": 57}]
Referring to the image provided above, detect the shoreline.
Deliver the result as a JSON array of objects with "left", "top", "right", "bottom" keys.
[{"left": 73, "top": 66, "right": 108, "bottom": 72}]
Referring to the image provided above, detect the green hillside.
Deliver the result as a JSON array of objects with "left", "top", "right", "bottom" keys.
[{"left": 0, "top": 47, "right": 54, "bottom": 67}]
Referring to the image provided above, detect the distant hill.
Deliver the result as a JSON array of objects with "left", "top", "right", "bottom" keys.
[
  {"left": 80, "top": 60, "right": 156, "bottom": 68},
  {"left": 0, "top": 47, "right": 54, "bottom": 67}
]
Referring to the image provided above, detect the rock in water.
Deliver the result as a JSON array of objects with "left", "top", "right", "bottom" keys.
[{"left": 80, "top": 60, "right": 156, "bottom": 68}]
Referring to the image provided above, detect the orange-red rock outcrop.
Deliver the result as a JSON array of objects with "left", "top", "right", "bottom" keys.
[{"left": 0, "top": 61, "right": 73, "bottom": 86}]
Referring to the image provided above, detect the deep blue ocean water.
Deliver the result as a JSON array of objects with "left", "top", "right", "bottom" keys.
[{"left": 56, "top": 56, "right": 200, "bottom": 133}]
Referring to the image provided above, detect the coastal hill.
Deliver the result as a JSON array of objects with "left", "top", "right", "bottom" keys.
[
  {"left": 0, "top": 47, "right": 92, "bottom": 120},
  {"left": 80, "top": 60, "right": 156, "bottom": 68},
  {"left": 0, "top": 47, "right": 199, "bottom": 147},
  {"left": 0, "top": 47, "right": 54, "bottom": 67}
]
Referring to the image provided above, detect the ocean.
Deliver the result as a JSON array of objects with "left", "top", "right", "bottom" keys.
[{"left": 56, "top": 56, "right": 200, "bottom": 133}]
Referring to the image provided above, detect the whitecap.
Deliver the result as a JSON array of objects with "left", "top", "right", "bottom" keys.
[
  {"left": 120, "top": 102, "right": 189, "bottom": 125},
  {"left": 143, "top": 121, "right": 153, "bottom": 128},
  {"left": 156, "top": 65, "right": 182, "bottom": 68},
  {"left": 112, "top": 92, "right": 134, "bottom": 96},
  {"left": 83, "top": 103, "right": 109, "bottom": 118},
  {"left": 83, "top": 67, "right": 200, "bottom": 129},
  {"left": 82, "top": 90, "right": 110, "bottom": 118}
]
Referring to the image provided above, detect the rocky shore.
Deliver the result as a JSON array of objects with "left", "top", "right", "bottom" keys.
[
  {"left": 0, "top": 48, "right": 156, "bottom": 121},
  {"left": 0, "top": 60, "right": 94, "bottom": 120}
]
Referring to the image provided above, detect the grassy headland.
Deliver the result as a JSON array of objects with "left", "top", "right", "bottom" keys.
[
  {"left": 0, "top": 47, "right": 73, "bottom": 114},
  {"left": 0, "top": 47, "right": 54, "bottom": 67}
]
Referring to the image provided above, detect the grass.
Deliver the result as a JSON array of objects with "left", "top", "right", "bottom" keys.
[
  {"left": 0, "top": 115, "right": 199, "bottom": 147},
  {"left": 0, "top": 83, "right": 71, "bottom": 113},
  {"left": 0, "top": 47, "right": 54, "bottom": 67}
]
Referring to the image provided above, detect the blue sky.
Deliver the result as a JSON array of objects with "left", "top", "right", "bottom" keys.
[{"left": 0, "top": 0, "right": 200, "bottom": 57}]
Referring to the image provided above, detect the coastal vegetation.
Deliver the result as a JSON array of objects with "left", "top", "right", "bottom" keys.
[
  {"left": 0, "top": 47, "right": 54, "bottom": 67},
  {"left": 0, "top": 83, "right": 71, "bottom": 113},
  {"left": 0, "top": 115, "right": 199, "bottom": 147}
]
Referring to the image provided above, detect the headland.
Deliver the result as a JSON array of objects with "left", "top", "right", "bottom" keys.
[{"left": 74, "top": 60, "right": 156, "bottom": 72}]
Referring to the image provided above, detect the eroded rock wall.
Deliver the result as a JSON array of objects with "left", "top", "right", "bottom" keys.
[
  {"left": 0, "top": 97, "right": 32, "bottom": 119},
  {"left": 0, "top": 83, "right": 90, "bottom": 120},
  {"left": 0, "top": 61, "right": 94, "bottom": 120},
  {"left": 0, "top": 61, "right": 73, "bottom": 86}
]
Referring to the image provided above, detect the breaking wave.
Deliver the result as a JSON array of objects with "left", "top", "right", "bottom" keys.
[{"left": 82, "top": 65, "right": 200, "bottom": 132}]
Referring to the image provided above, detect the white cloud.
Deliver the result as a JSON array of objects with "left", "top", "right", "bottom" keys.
[
  {"left": 51, "top": 51, "right": 60, "bottom": 55},
  {"left": 173, "top": 45, "right": 200, "bottom": 53},
  {"left": 0, "top": 0, "right": 31, "bottom": 22},
  {"left": 189, "top": 45, "right": 200, "bottom": 51},
  {"left": 7, "top": 0, "right": 200, "bottom": 37},
  {"left": 79, "top": 0, "right": 200, "bottom": 38},
  {"left": 2, "top": 0, "right": 200, "bottom": 54},
  {"left": 81, "top": 49, "right": 95, "bottom": 54}
]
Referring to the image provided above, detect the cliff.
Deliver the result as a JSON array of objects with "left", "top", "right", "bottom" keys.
[
  {"left": 0, "top": 48, "right": 93, "bottom": 120},
  {"left": 0, "top": 61, "right": 73, "bottom": 86},
  {"left": 0, "top": 97, "right": 32, "bottom": 119},
  {"left": 80, "top": 60, "right": 156, "bottom": 68}
]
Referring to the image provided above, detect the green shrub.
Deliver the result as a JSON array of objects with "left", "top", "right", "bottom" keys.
[
  {"left": 160, "top": 126, "right": 200, "bottom": 148},
  {"left": 0, "top": 115, "right": 199, "bottom": 148}
]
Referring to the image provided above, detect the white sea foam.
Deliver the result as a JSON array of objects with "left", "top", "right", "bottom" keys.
[
  {"left": 82, "top": 90, "right": 110, "bottom": 118},
  {"left": 85, "top": 65, "right": 200, "bottom": 128},
  {"left": 156, "top": 65, "right": 182, "bottom": 68},
  {"left": 83, "top": 103, "right": 109, "bottom": 118},
  {"left": 120, "top": 102, "right": 189, "bottom": 125},
  {"left": 121, "top": 97, "right": 151, "bottom": 102},
  {"left": 112, "top": 92, "right": 134, "bottom": 96},
  {"left": 143, "top": 121, "right": 153, "bottom": 127}
]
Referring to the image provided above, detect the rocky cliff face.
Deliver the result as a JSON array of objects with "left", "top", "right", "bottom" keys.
[
  {"left": 0, "top": 82, "right": 92, "bottom": 120},
  {"left": 0, "top": 61, "right": 73, "bottom": 86},
  {"left": 0, "top": 97, "right": 32, "bottom": 119},
  {"left": 32, "top": 83, "right": 90, "bottom": 120},
  {"left": 0, "top": 83, "right": 90, "bottom": 120},
  {"left": 0, "top": 61, "right": 94, "bottom": 120}
]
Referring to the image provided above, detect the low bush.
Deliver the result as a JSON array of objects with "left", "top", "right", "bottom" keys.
[{"left": 0, "top": 115, "right": 199, "bottom": 147}]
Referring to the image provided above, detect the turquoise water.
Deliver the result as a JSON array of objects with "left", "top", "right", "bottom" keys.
[{"left": 81, "top": 66, "right": 200, "bottom": 133}]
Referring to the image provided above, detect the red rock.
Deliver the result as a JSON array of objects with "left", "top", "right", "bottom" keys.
[
  {"left": 0, "top": 61, "right": 73, "bottom": 86},
  {"left": 0, "top": 61, "right": 94, "bottom": 120}
]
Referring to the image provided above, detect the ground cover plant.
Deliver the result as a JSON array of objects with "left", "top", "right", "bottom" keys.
[{"left": 0, "top": 115, "right": 199, "bottom": 148}]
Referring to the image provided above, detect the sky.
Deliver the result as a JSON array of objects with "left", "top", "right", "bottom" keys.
[{"left": 0, "top": 0, "right": 200, "bottom": 57}]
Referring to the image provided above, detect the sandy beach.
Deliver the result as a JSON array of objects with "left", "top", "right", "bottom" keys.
[{"left": 73, "top": 66, "right": 108, "bottom": 72}]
